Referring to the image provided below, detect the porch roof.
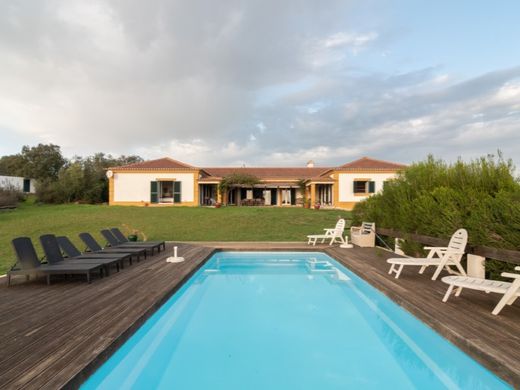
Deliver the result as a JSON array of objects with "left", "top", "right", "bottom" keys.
[
  {"left": 308, "top": 177, "right": 335, "bottom": 183},
  {"left": 220, "top": 182, "right": 299, "bottom": 188},
  {"left": 201, "top": 167, "right": 331, "bottom": 180}
]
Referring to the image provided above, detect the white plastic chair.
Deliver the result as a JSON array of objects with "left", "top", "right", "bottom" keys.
[
  {"left": 442, "top": 266, "right": 520, "bottom": 315},
  {"left": 387, "top": 229, "right": 468, "bottom": 280},
  {"left": 307, "top": 219, "right": 346, "bottom": 246}
]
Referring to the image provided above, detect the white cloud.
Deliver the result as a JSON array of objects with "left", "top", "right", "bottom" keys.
[{"left": 323, "top": 31, "right": 378, "bottom": 49}]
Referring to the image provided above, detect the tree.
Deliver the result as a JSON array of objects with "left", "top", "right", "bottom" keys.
[
  {"left": 0, "top": 154, "right": 25, "bottom": 176},
  {"left": 218, "top": 173, "right": 260, "bottom": 205},
  {"left": 0, "top": 144, "right": 144, "bottom": 203},
  {"left": 19, "top": 144, "right": 66, "bottom": 180}
]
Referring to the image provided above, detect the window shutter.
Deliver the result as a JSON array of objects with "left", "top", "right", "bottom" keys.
[
  {"left": 150, "top": 181, "right": 158, "bottom": 203},
  {"left": 173, "top": 181, "right": 182, "bottom": 203},
  {"left": 368, "top": 181, "right": 376, "bottom": 193}
]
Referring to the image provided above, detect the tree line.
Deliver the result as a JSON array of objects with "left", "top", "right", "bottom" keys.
[{"left": 0, "top": 144, "right": 142, "bottom": 204}]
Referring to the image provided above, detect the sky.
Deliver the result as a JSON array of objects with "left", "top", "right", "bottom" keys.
[{"left": 1, "top": 0, "right": 520, "bottom": 167}]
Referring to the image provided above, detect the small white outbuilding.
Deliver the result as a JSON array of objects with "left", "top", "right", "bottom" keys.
[{"left": 0, "top": 175, "right": 36, "bottom": 193}]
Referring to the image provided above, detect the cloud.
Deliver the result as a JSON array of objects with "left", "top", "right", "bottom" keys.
[
  {"left": 323, "top": 31, "right": 378, "bottom": 49},
  {"left": 0, "top": 0, "right": 519, "bottom": 169}
]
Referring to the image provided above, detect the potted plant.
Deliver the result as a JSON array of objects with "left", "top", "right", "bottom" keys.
[
  {"left": 215, "top": 202, "right": 222, "bottom": 208},
  {"left": 314, "top": 202, "right": 321, "bottom": 210},
  {"left": 126, "top": 228, "right": 140, "bottom": 241}
]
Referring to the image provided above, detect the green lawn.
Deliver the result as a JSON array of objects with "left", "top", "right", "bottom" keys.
[{"left": 0, "top": 202, "right": 350, "bottom": 274}]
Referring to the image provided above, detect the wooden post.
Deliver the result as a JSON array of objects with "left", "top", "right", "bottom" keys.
[
  {"left": 467, "top": 254, "right": 486, "bottom": 278},
  {"left": 394, "top": 238, "right": 405, "bottom": 256}
]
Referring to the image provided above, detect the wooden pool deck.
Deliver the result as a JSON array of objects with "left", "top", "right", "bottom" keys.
[{"left": 0, "top": 242, "right": 518, "bottom": 388}]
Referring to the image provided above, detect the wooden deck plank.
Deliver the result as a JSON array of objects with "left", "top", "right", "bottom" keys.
[{"left": 0, "top": 243, "right": 518, "bottom": 388}]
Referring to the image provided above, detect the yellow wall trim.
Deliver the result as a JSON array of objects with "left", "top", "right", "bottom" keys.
[
  {"left": 335, "top": 201, "right": 357, "bottom": 210},
  {"left": 110, "top": 201, "right": 198, "bottom": 207}
]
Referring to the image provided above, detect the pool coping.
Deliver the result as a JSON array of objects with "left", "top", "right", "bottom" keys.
[{"left": 65, "top": 246, "right": 518, "bottom": 388}]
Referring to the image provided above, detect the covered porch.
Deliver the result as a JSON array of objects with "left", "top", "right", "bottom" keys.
[
  {"left": 221, "top": 183, "right": 303, "bottom": 206},
  {"left": 306, "top": 181, "right": 335, "bottom": 208},
  {"left": 199, "top": 183, "right": 218, "bottom": 205}
]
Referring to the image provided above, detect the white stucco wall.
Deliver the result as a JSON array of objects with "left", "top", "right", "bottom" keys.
[
  {"left": 114, "top": 172, "right": 195, "bottom": 202},
  {"left": 338, "top": 172, "right": 397, "bottom": 202},
  {"left": 0, "top": 175, "right": 36, "bottom": 193}
]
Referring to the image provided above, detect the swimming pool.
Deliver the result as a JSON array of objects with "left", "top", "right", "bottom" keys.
[{"left": 82, "top": 252, "right": 510, "bottom": 389}]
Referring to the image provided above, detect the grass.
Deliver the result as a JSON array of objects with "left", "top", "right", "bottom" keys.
[{"left": 0, "top": 201, "right": 350, "bottom": 275}]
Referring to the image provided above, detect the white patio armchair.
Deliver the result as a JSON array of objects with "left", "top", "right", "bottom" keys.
[{"left": 350, "top": 222, "right": 376, "bottom": 247}]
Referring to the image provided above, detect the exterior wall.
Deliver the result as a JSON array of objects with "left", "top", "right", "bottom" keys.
[
  {"left": 0, "top": 175, "right": 36, "bottom": 193},
  {"left": 108, "top": 168, "right": 400, "bottom": 209},
  {"left": 336, "top": 171, "right": 397, "bottom": 209},
  {"left": 111, "top": 171, "right": 197, "bottom": 206}
]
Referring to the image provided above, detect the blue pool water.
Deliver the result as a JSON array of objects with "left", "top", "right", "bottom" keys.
[{"left": 82, "top": 252, "right": 510, "bottom": 389}]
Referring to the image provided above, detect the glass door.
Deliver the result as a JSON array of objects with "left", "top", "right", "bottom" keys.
[
  {"left": 159, "top": 181, "right": 174, "bottom": 203},
  {"left": 281, "top": 189, "right": 291, "bottom": 205},
  {"left": 263, "top": 190, "right": 271, "bottom": 205}
]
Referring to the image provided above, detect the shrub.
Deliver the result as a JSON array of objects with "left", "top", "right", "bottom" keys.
[
  {"left": 0, "top": 185, "right": 25, "bottom": 207},
  {"left": 352, "top": 153, "right": 520, "bottom": 278}
]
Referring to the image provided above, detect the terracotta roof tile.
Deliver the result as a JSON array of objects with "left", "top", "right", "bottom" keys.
[
  {"left": 110, "top": 156, "right": 405, "bottom": 176},
  {"left": 338, "top": 157, "right": 406, "bottom": 170},
  {"left": 202, "top": 167, "right": 331, "bottom": 180},
  {"left": 111, "top": 157, "right": 196, "bottom": 170}
]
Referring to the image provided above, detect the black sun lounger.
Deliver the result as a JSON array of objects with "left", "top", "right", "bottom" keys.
[
  {"left": 101, "top": 229, "right": 158, "bottom": 255},
  {"left": 57, "top": 236, "right": 133, "bottom": 270},
  {"left": 110, "top": 228, "right": 166, "bottom": 252},
  {"left": 40, "top": 234, "right": 121, "bottom": 277},
  {"left": 79, "top": 232, "right": 147, "bottom": 260},
  {"left": 101, "top": 229, "right": 161, "bottom": 255},
  {"left": 8, "top": 237, "right": 103, "bottom": 286}
]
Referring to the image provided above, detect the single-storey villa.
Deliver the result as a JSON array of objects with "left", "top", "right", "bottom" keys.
[{"left": 106, "top": 157, "right": 406, "bottom": 210}]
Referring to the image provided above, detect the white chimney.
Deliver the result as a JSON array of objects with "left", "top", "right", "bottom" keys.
[{"left": 306, "top": 160, "right": 315, "bottom": 168}]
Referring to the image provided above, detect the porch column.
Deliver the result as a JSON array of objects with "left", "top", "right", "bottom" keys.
[
  {"left": 277, "top": 188, "right": 282, "bottom": 206},
  {"left": 310, "top": 183, "right": 316, "bottom": 208}
]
